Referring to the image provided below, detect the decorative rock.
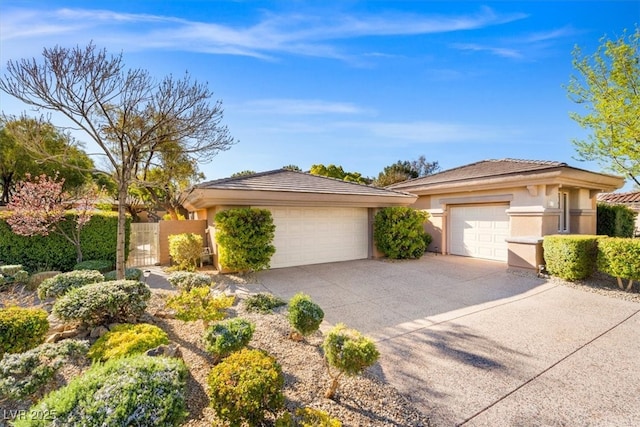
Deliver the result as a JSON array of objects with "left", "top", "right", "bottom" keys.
[
  {"left": 145, "top": 344, "right": 182, "bottom": 359},
  {"left": 153, "top": 310, "right": 175, "bottom": 319},
  {"left": 60, "top": 329, "right": 79, "bottom": 339},
  {"left": 45, "top": 333, "right": 61, "bottom": 343},
  {"left": 90, "top": 326, "right": 109, "bottom": 338}
]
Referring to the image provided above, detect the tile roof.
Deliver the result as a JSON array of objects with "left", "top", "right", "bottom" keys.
[
  {"left": 388, "top": 158, "right": 568, "bottom": 189},
  {"left": 195, "top": 169, "right": 414, "bottom": 198},
  {"left": 597, "top": 191, "right": 640, "bottom": 204}
]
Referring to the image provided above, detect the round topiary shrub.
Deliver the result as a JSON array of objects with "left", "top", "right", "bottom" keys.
[
  {"left": 38, "top": 270, "right": 105, "bottom": 300},
  {"left": 168, "top": 233, "right": 203, "bottom": 271},
  {"left": 322, "top": 323, "right": 380, "bottom": 399},
  {"left": 288, "top": 293, "right": 324, "bottom": 340},
  {"left": 203, "top": 318, "right": 255, "bottom": 362},
  {"left": 73, "top": 260, "right": 113, "bottom": 273},
  {"left": 103, "top": 268, "right": 143, "bottom": 281},
  {"left": 88, "top": 323, "right": 170, "bottom": 362},
  {"left": 167, "top": 271, "right": 212, "bottom": 291},
  {"left": 208, "top": 348, "right": 284, "bottom": 427},
  {"left": 13, "top": 355, "right": 188, "bottom": 427},
  {"left": 373, "top": 206, "right": 430, "bottom": 259},
  {"left": 0, "top": 307, "right": 49, "bottom": 357},
  {"left": 53, "top": 280, "right": 151, "bottom": 327},
  {"left": 0, "top": 339, "right": 88, "bottom": 400},
  {"left": 165, "top": 287, "right": 234, "bottom": 327}
]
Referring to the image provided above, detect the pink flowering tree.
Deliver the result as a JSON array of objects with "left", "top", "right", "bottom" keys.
[{"left": 6, "top": 173, "right": 96, "bottom": 263}]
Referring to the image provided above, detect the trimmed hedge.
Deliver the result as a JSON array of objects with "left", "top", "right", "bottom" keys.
[
  {"left": 0, "top": 212, "right": 130, "bottom": 273},
  {"left": 215, "top": 208, "right": 276, "bottom": 272},
  {"left": 597, "top": 237, "right": 640, "bottom": 291},
  {"left": 103, "top": 268, "right": 142, "bottom": 281},
  {"left": 0, "top": 307, "right": 49, "bottom": 357},
  {"left": 168, "top": 233, "right": 203, "bottom": 271},
  {"left": 597, "top": 203, "right": 637, "bottom": 237},
  {"left": 167, "top": 271, "right": 212, "bottom": 291},
  {"left": 37, "top": 270, "right": 105, "bottom": 300},
  {"left": 542, "top": 235, "right": 599, "bottom": 281},
  {"left": 73, "top": 260, "right": 113, "bottom": 273},
  {"left": 53, "top": 280, "right": 151, "bottom": 327},
  {"left": 374, "top": 207, "right": 430, "bottom": 259},
  {"left": 14, "top": 355, "right": 188, "bottom": 427}
]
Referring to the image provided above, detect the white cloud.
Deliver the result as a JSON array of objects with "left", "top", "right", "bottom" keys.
[
  {"left": 452, "top": 43, "right": 524, "bottom": 59},
  {"left": 0, "top": 6, "right": 528, "bottom": 61},
  {"left": 239, "top": 99, "right": 372, "bottom": 115}
]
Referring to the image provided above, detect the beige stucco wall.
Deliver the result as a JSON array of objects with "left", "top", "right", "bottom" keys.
[{"left": 418, "top": 184, "right": 600, "bottom": 270}]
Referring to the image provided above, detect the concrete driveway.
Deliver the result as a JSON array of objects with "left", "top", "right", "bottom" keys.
[{"left": 255, "top": 255, "right": 640, "bottom": 426}]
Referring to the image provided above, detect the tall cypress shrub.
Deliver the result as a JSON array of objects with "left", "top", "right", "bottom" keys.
[{"left": 597, "top": 203, "right": 637, "bottom": 237}]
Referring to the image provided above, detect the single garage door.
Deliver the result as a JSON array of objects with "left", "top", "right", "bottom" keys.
[
  {"left": 267, "top": 207, "right": 369, "bottom": 269},
  {"left": 449, "top": 205, "right": 509, "bottom": 262}
]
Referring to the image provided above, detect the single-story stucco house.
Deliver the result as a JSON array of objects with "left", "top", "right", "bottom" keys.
[
  {"left": 182, "top": 159, "right": 624, "bottom": 272},
  {"left": 597, "top": 191, "right": 640, "bottom": 236},
  {"left": 182, "top": 170, "right": 416, "bottom": 269},
  {"left": 389, "top": 159, "right": 624, "bottom": 271}
]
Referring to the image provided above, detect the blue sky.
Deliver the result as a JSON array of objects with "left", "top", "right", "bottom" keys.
[{"left": 1, "top": 1, "right": 638, "bottom": 188}]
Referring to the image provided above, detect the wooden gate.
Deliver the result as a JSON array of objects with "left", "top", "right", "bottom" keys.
[{"left": 128, "top": 223, "right": 159, "bottom": 267}]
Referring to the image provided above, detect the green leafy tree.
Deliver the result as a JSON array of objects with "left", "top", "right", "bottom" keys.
[
  {"left": 567, "top": 28, "right": 640, "bottom": 186},
  {"left": 0, "top": 118, "right": 94, "bottom": 204},
  {"left": 309, "top": 164, "right": 370, "bottom": 184},
  {"left": 0, "top": 43, "right": 235, "bottom": 279},
  {"left": 282, "top": 164, "right": 301, "bottom": 171},
  {"left": 230, "top": 170, "right": 257, "bottom": 178},
  {"left": 374, "top": 155, "right": 440, "bottom": 187}
]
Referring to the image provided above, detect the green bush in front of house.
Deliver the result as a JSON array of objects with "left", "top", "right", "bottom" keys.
[
  {"left": 73, "top": 260, "right": 113, "bottom": 273},
  {"left": 597, "top": 203, "right": 637, "bottom": 237},
  {"left": 167, "top": 271, "right": 212, "bottom": 291},
  {"left": 215, "top": 208, "right": 276, "bottom": 272},
  {"left": 168, "top": 233, "right": 203, "bottom": 271},
  {"left": 38, "top": 270, "right": 105, "bottom": 300},
  {"left": 373, "top": 207, "right": 430, "bottom": 259},
  {"left": 13, "top": 355, "right": 188, "bottom": 427},
  {"left": 0, "top": 212, "right": 129, "bottom": 273},
  {"left": 597, "top": 237, "right": 640, "bottom": 291},
  {"left": 543, "top": 235, "right": 599, "bottom": 281}
]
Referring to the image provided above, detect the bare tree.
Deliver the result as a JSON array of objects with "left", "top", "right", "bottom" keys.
[{"left": 0, "top": 43, "right": 235, "bottom": 278}]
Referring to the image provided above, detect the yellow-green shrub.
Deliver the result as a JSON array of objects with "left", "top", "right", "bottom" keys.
[
  {"left": 88, "top": 323, "right": 169, "bottom": 362},
  {"left": 208, "top": 348, "right": 284, "bottom": 426},
  {"left": 168, "top": 233, "right": 203, "bottom": 271},
  {"left": 323, "top": 323, "right": 379, "bottom": 399},
  {"left": 166, "top": 287, "right": 234, "bottom": 326},
  {"left": 0, "top": 307, "right": 49, "bottom": 357},
  {"left": 276, "top": 408, "right": 342, "bottom": 427},
  {"left": 542, "top": 235, "right": 599, "bottom": 281}
]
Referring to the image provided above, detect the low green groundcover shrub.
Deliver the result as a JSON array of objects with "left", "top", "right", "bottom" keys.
[
  {"left": 88, "top": 323, "right": 170, "bottom": 362},
  {"left": 203, "top": 318, "right": 255, "bottom": 362},
  {"left": 288, "top": 293, "right": 324, "bottom": 339},
  {"left": 53, "top": 280, "right": 151, "bottom": 327},
  {"left": 13, "top": 355, "right": 188, "bottom": 427},
  {"left": 103, "top": 268, "right": 143, "bottom": 281},
  {"left": 373, "top": 207, "right": 430, "bottom": 259},
  {"left": 323, "top": 323, "right": 379, "bottom": 399},
  {"left": 597, "top": 237, "right": 640, "bottom": 291},
  {"left": 0, "top": 307, "right": 49, "bottom": 357},
  {"left": 0, "top": 340, "right": 88, "bottom": 400},
  {"left": 208, "top": 348, "right": 284, "bottom": 427},
  {"left": 542, "top": 235, "right": 599, "bottom": 281},
  {"left": 167, "top": 271, "right": 212, "bottom": 291},
  {"left": 38, "top": 270, "right": 104, "bottom": 300},
  {"left": 166, "top": 287, "right": 234, "bottom": 326},
  {"left": 0, "top": 265, "right": 29, "bottom": 289},
  {"left": 276, "top": 407, "right": 342, "bottom": 427},
  {"left": 73, "top": 260, "right": 113, "bottom": 273},
  {"left": 244, "top": 293, "right": 286, "bottom": 313}
]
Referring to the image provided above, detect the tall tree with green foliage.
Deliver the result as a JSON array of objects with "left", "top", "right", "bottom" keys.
[
  {"left": 373, "top": 155, "right": 440, "bottom": 187},
  {"left": 309, "top": 164, "right": 370, "bottom": 184},
  {"left": 567, "top": 28, "right": 640, "bottom": 186},
  {"left": 0, "top": 118, "right": 94, "bottom": 204},
  {"left": 0, "top": 43, "right": 235, "bottom": 278}
]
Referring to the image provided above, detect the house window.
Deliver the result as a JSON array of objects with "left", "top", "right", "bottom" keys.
[{"left": 558, "top": 191, "right": 570, "bottom": 233}]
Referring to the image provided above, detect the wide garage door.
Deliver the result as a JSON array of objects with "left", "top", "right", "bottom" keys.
[
  {"left": 449, "top": 205, "right": 509, "bottom": 262},
  {"left": 267, "top": 207, "right": 369, "bottom": 269}
]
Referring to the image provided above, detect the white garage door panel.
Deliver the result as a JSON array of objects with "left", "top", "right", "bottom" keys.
[
  {"left": 268, "top": 207, "right": 369, "bottom": 269},
  {"left": 450, "top": 205, "right": 509, "bottom": 262}
]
